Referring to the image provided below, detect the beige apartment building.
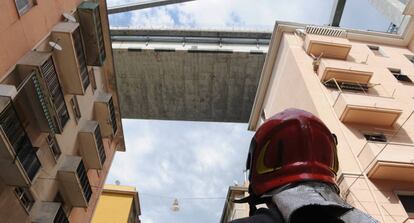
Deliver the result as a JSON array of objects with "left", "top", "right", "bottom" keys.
[
  {"left": 220, "top": 185, "right": 249, "bottom": 223},
  {"left": 243, "top": 8, "right": 414, "bottom": 223},
  {"left": 0, "top": 0, "right": 124, "bottom": 222}
]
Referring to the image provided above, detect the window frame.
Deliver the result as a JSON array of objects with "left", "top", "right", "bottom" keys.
[
  {"left": 404, "top": 54, "right": 414, "bottom": 64},
  {"left": 387, "top": 68, "right": 413, "bottom": 83},
  {"left": 323, "top": 80, "right": 369, "bottom": 92},
  {"left": 14, "top": 0, "right": 36, "bottom": 17},
  {"left": 395, "top": 191, "right": 414, "bottom": 219},
  {"left": 363, "top": 132, "right": 387, "bottom": 142},
  {"left": 367, "top": 45, "right": 386, "bottom": 57},
  {"left": 46, "top": 134, "right": 61, "bottom": 161},
  {"left": 14, "top": 187, "right": 35, "bottom": 213},
  {"left": 70, "top": 96, "right": 81, "bottom": 123}
]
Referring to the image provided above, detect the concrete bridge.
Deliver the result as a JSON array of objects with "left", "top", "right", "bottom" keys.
[{"left": 111, "top": 29, "right": 271, "bottom": 122}]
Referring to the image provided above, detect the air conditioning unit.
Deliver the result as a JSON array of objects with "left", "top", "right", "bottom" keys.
[
  {"left": 58, "top": 155, "right": 92, "bottom": 207},
  {"left": 78, "top": 120, "right": 106, "bottom": 169},
  {"left": 31, "top": 202, "right": 69, "bottom": 223},
  {"left": 0, "top": 96, "right": 41, "bottom": 186},
  {"left": 94, "top": 92, "right": 117, "bottom": 137},
  {"left": 77, "top": 2, "right": 106, "bottom": 66},
  {"left": 51, "top": 22, "right": 90, "bottom": 95},
  {"left": 17, "top": 51, "right": 70, "bottom": 134}
]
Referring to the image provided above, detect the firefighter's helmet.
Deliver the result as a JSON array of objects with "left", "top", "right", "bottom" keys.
[{"left": 247, "top": 108, "right": 339, "bottom": 196}]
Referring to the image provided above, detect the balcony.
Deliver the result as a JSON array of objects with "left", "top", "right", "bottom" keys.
[
  {"left": 17, "top": 51, "right": 69, "bottom": 134},
  {"left": 318, "top": 59, "right": 373, "bottom": 84},
  {"left": 304, "top": 34, "right": 352, "bottom": 60},
  {"left": 57, "top": 155, "right": 92, "bottom": 207},
  {"left": 0, "top": 96, "right": 41, "bottom": 186},
  {"left": 51, "top": 22, "right": 90, "bottom": 95},
  {"left": 31, "top": 202, "right": 69, "bottom": 223},
  {"left": 77, "top": 2, "right": 106, "bottom": 66},
  {"left": 358, "top": 142, "right": 414, "bottom": 182},
  {"left": 333, "top": 93, "right": 402, "bottom": 127},
  {"left": 78, "top": 120, "right": 106, "bottom": 169},
  {"left": 94, "top": 92, "right": 117, "bottom": 137}
]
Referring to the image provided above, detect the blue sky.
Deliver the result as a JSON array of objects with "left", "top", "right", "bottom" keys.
[{"left": 105, "top": 1, "right": 393, "bottom": 222}]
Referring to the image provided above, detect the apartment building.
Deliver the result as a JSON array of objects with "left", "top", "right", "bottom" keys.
[
  {"left": 0, "top": 0, "right": 125, "bottom": 222},
  {"left": 244, "top": 16, "right": 414, "bottom": 223},
  {"left": 91, "top": 184, "right": 141, "bottom": 223},
  {"left": 220, "top": 185, "right": 249, "bottom": 223}
]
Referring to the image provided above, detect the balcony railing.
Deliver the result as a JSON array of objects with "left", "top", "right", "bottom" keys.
[
  {"left": 0, "top": 97, "right": 41, "bottom": 186},
  {"left": 57, "top": 155, "right": 92, "bottom": 207},
  {"left": 333, "top": 92, "right": 402, "bottom": 127},
  {"left": 358, "top": 142, "right": 414, "bottom": 182},
  {"left": 304, "top": 34, "right": 352, "bottom": 60},
  {"left": 79, "top": 121, "right": 106, "bottom": 169},
  {"left": 94, "top": 92, "right": 117, "bottom": 137},
  {"left": 318, "top": 59, "right": 373, "bottom": 84}
]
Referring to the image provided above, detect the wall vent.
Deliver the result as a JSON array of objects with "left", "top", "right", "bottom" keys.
[{"left": 305, "top": 25, "right": 346, "bottom": 38}]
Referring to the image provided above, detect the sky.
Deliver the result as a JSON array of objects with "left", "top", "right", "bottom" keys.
[{"left": 105, "top": 1, "right": 393, "bottom": 222}]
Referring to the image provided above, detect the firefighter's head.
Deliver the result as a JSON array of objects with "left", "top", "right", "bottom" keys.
[{"left": 246, "top": 108, "right": 339, "bottom": 196}]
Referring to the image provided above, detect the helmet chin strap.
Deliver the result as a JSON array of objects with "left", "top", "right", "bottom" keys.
[{"left": 232, "top": 185, "right": 272, "bottom": 217}]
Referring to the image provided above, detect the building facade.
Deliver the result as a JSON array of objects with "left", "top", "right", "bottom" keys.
[
  {"left": 91, "top": 184, "right": 141, "bottom": 223},
  {"left": 246, "top": 17, "right": 414, "bottom": 223},
  {"left": 220, "top": 185, "right": 249, "bottom": 223},
  {"left": 0, "top": 0, "right": 125, "bottom": 222}
]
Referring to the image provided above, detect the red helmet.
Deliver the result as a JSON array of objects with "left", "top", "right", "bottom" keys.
[{"left": 247, "top": 108, "right": 339, "bottom": 196}]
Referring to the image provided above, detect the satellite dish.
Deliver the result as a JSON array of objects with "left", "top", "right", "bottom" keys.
[
  {"left": 63, "top": 13, "right": 76, "bottom": 23},
  {"left": 49, "top": 41, "right": 62, "bottom": 51}
]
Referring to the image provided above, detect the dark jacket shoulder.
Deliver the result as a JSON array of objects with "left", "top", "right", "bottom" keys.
[{"left": 228, "top": 208, "right": 284, "bottom": 223}]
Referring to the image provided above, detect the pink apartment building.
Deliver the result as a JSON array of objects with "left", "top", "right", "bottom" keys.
[
  {"left": 247, "top": 20, "right": 414, "bottom": 222},
  {"left": 0, "top": 0, "right": 125, "bottom": 222}
]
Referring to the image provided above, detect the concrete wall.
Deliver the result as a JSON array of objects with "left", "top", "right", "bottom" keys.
[
  {"left": 0, "top": 0, "right": 124, "bottom": 222},
  {"left": 255, "top": 30, "right": 414, "bottom": 222}
]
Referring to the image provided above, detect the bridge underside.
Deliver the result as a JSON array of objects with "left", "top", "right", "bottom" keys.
[
  {"left": 112, "top": 29, "right": 269, "bottom": 122},
  {"left": 113, "top": 49, "right": 266, "bottom": 122}
]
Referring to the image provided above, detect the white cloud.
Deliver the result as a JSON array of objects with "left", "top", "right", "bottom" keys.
[
  {"left": 107, "top": 120, "right": 253, "bottom": 223},
  {"left": 109, "top": 0, "right": 333, "bottom": 29}
]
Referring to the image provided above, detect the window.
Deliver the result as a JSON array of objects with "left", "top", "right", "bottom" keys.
[
  {"left": 94, "top": 125, "right": 106, "bottom": 165},
  {"left": 70, "top": 96, "right": 81, "bottom": 123},
  {"left": 108, "top": 98, "right": 117, "bottom": 134},
  {"left": 368, "top": 45, "right": 386, "bottom": 57},
  {"left": 77, "top": 161, "right": 92, "bottom": 203},
  {"left": 40, "top": 58, "right": 69, "bottom": 131},
  {"left": 398, "top": 194, "right": 414, "bottom": 218},
  {"left": 0, "top": 102, "right": 41, "bottom": 181},
  {"left": 89, "top": 68, "right": 97, "bottom": 92},
  {"left": 14, "top": 0, "right": 35, "bottom": 16},
  {"left": 388, "top": 68, "right": 413, "bottom": 83},
  {"left": 47, "top": 134, "right": 61, "bottom": 160},
  {"left": 405, "top": 54, "right": 414, "bottom": 64},
  {"left": 324, "top": 80, "right": 369, "bottom": 92},
  {"left": 363, "top": 133, "right": 387, "bottom": 142},
  {"left": 73, "top": 28, "right": 89, "bottom": 91},
  {"left": 14, "top": 187, "right": 35, "bottom": 212}
]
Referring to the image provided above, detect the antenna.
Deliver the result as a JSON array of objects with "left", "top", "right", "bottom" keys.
[
  {"left": 48, "top": 41, "right": 63, "bottom": 51},
  {"left": 63, "top": 13, "right": 76, "bottom": 23}
]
